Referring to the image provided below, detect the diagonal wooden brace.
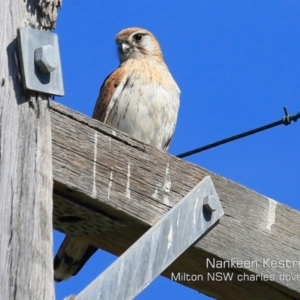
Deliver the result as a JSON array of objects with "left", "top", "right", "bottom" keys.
[{"left": 66, "top": 176, "right": 223, "bottom": 300}]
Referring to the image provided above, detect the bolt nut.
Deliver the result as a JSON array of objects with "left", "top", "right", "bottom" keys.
[
  {"left": 34, "top": 44, "right": 57, "bottom": 73},
  {"left": 203, "top": 195, "right": 218, "bottom": 213}
]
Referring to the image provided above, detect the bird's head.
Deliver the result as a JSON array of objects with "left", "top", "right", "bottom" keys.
[{"left": 115, "top": 27, "right": 163, "bottom": 63}]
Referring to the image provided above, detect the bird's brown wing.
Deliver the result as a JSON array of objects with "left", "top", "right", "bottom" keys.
[{"left": 92, "top": 66, "right": 128, "bottom": 123}]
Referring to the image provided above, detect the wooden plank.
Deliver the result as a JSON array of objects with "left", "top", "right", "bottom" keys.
[
  {"left": 51, "top": 101, "right": 300, "bottom": 300},
  {"left": 0, "top": 1, "right": 60, "bottom": 299}
]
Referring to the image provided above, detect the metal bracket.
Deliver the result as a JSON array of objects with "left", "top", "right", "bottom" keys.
[
  {"left": 66, "top": 176, "right": 224, "bottom": 300},
  {"left": 17, "top": 27, "right": 64, "bottom": 96}
]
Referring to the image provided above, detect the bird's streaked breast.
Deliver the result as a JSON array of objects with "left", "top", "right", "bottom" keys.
[{"left": 105, "top": 58, "right": 180, "bottom": 150}]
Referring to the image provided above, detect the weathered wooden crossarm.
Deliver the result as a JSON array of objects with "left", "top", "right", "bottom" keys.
[{"left": 51, "top": 101, "right": 300, "bottom": 300}]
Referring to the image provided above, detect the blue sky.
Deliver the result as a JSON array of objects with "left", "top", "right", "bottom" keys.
[{"left": 53, "top": 1, "right": 300, "bottom": 299}]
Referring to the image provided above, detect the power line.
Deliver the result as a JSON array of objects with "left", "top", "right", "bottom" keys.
[{"left": 177, "top": 107, "right": 300, "bottom": 159}]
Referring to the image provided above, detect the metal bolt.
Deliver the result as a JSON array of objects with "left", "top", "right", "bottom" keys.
[
  {"left": 203, "top": 195, "right": 217, "bottom": 213},
  {"left": 34, "top": 44, "right": 57, "bottom": 73}
]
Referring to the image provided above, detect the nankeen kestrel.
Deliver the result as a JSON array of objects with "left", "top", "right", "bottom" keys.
[{"left": 54, "top": 27, "right": 180, "bottom": 282}]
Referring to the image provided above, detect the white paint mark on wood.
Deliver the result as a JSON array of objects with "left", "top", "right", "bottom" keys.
[
  {"left": 267, "top": 198, "right": 277, "bottom": 231},
  {"left": 126, "top": 163, "right": 131, "bottom": 198},
  {"left": 92, "top": 131, "right": 98, "bottom": 197},
  {"left": 152, "top": 186, "right": 158, "bottom": 199},
  {"left": 108, "top": 168, "right": 113, "bottom": 199},
  {"left": 163, "top": 163, "right": 171, "bottom": 206},
  {"left": 167, "top": 225, "right": 173, "bottom": 249},
  {"left": 112, "top": 130, "right": 116, "bottom": 136}
]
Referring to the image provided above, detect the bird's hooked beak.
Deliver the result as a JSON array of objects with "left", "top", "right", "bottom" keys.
[
  {"left": 117, "top": 42, "right": 135, "bottom": 62},
  {"left": 120, "top": 43, "right": 131, "bottom": 55}
]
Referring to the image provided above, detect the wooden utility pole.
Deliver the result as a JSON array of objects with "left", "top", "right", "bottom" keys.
[{"left": 0, "top": 1, "right": 60, "bottom": 299}]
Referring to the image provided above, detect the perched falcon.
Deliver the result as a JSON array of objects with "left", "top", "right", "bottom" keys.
[{"left": 54, "top": 27, "right": 180, "bottom": 282}]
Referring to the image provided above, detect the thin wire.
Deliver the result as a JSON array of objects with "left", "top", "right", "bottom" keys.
[{"left": 177, "top": 107, "right": 300, "bottom": 159}]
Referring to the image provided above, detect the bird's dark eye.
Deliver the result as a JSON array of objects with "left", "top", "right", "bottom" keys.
[{"left": 133, "top": 33, "right": 143, "bottom": 41}]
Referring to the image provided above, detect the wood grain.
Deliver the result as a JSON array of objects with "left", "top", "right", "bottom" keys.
[
  {"left": 0, "top": 1, "right": 59, "bottom": 299},
  {"left": 51, "top": 101, "right": 300, "bottom": 300}
]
